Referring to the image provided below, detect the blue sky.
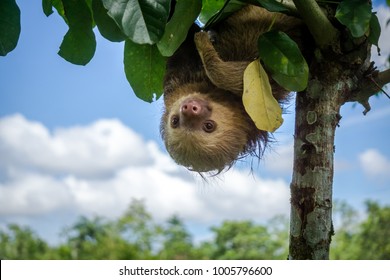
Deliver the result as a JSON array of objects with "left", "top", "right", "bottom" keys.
[{"left": 0, "top": 1, "right": 390, "bottom": 245}]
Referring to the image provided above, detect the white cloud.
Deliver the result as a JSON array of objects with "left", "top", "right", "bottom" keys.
[
  {"left": 371, "top": 5, "right": 390, "bottom": 69},
  {"left": 0, "top": 172, "right": 74, "bottom": 216},
  {"left": 200, "top": 171, "right": 289, "bottom": 221},
  {"left": 261, "top": 142, "right": 294, "bottom": 175},
  {"left": 0, "top": 114, "right": 155, "bottom": 178},
  {"left": 359, "top": 148, "right": 390, "bottom": 177},
  {"left": 0, "top": 115, "right": 290, "bottom": 228}
]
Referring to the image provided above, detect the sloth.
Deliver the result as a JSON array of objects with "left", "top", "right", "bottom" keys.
[{"left": 161, "top": 5, "right": 305, "bottom": 173}]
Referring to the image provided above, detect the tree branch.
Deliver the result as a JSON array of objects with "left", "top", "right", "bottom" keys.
[
  {"left": 292, "top": 0, "right": 339, "bottom": 49},
  {"left": 348, "top": 68, "right": 390, "bottom": 114},
  {"left": 377, "top": 68, "right": 390, "bottom": 89}
]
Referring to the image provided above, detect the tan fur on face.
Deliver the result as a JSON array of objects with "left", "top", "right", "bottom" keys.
[{"left": 161, "top": 89, "right": 263, "bottom": 173}]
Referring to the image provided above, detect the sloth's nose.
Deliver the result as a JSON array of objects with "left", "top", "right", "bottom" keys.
[{"left": 181, "top": 100, "right": 201, "bottom": 116}]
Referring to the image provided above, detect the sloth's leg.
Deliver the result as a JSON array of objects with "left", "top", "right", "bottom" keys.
[{"left": 194, "top": 32, "right": 249, "bottom": 96}]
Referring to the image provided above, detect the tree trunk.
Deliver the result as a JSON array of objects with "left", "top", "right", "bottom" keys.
[
  {"left": 286, "top": 0, "right": 390, "bottom": 260},
  {"left": 288, "top": 60, "right": 343, "bottom": 259},
  {"left": 285, "top": 0, "right": 390, "bottom": 260}
]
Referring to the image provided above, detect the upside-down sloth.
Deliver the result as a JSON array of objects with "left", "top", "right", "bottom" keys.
[{"left": 161, "top": 5, "right": 306, "bottom": 173}]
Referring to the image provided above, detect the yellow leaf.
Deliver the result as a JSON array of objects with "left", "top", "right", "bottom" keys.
[{"left": 242, "top": 60, "right": 283, "bottom": 132}]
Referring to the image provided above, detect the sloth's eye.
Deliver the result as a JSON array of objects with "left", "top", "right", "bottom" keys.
[
  {"left": 171, "top": 115, "right": 179, "bottom": 128},
  {"left": 203, "top": 121, "right": 216, "bottom": 133}
]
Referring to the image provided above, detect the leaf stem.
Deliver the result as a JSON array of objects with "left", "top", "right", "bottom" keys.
[{"left": 267, "top": 14, "right": 277, "bottom": 32}]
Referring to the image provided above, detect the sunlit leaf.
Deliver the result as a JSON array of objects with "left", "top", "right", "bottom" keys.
[
  {"left": 258, "top": 31, "right": 308, "bottom": 92},
  {"left": 124, "top": 40, "right": 167, "bottom": 102},
  {"left": 335, "top": 0, "right": 372, "bottom": 38},
  {"left": 157, "top": 0, "right": 201, "bottom": 57},
  {"left": 102, "top": 0, "right": 170, "bottom": 44},
  {"left": 0, "top": 0, "right": 20, "bottom": 56},
  {"left": 243, "top": 60, "right": 283, "bottom": 132}
]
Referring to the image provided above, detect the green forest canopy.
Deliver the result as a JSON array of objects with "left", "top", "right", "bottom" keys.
[{"left": 1, "top": 200, "right": 389, "bottom": 260}]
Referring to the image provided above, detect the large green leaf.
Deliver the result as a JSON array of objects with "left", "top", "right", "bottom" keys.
[
  {"left": 258, "top": 31, "right": 308, "bottom": 92},
  {"left": 157, "top": 0, "right": 202, "bottom": 57},
  {"left": 335, "top": 0, "right": 372, "bottom": 38},
  {"left": 92, "top": 0, "right": 126, "bottom": 42},
  {"left": 58, "top": 0, "right": 96, "bottom": 65},
  {"left": 124, "top": 40, "right": 167, "bottom": 102},
  {"left": 102, "top": 0, "right": 170, "bottom": 44},
  {"left": 0, "top": 0, "right": 20, "bottom": 56}
]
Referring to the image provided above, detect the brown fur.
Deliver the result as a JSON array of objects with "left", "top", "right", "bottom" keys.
[{"left": 161, "top": 5, "right": 304, "bottom": 173}]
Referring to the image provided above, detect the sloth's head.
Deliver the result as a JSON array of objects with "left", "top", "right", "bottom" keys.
[{"left": 161, "top": 90, "right": 267, "bottom": 173}]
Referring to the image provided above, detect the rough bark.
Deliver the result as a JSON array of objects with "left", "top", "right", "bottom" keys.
[
  {"left": 287, "top": 0, "right": 390, "bottom": 260},
  {"left": 289, "top": 61, "right": 342, "bottom": 259},
  {"left": 288, "top": 53, "right": 390, "bottom": 259},
  {"left": 288, "top": 0, "right": 343, "bottom": 256}
]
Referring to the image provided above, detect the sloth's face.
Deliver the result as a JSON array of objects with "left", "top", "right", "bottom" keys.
[{"left": 161, "top": 92, "right": 250, "bottom": 172}]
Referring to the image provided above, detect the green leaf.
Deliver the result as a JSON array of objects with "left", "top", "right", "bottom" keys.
[
  {"left": 52, "top": 0, "right": 66, "bottom": 20},
  {"left": 243, "top": 60, "right": 283, "bottom": 132},
  {"left": 42, "top": 0, "right": 54, "bottom": 16},
  {"left": 204, "top": 0, "right": 246, "bottom": 29},
  {"left": 43, "top": 0, "right": 66, "bottom": 22},
  {"left": 102, "top": 0, "right": 170, "bottom": 44},
  {"left": 335, "top": 0, "right": 372, "bottom": 38},
  {"left": 157, "top": 0, "right": 202, "bottom": 57},
  {"left": 368, "top": 13, "right": 381, "bottom": 48},
  {"left": 92, "top": 0, "right": 126, "bottom": 42},
  {"left": 199, "top": 0, "right": 226, "bottom": 25},
  {"left": 59, "top": 30, "right": 96, "bottom": 65},
  {"left": 0, "top": 0, "right": 21, "bottom": 56},
  {"left": 124, "top": 40, "right": 167, "bottom": 102},
  {"left": 58, "top": 0, "right": 96, "bottom": 65},
  {"left": 85, "top": 0, "right": 93, "bottom": 11},
  {"left": 258, "top": 31, "right": 308, "bottom": 92}
]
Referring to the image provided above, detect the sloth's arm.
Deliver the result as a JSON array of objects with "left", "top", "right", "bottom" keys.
[{"left": 194, "top": 32, "right": 249, "bottom": 96}]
